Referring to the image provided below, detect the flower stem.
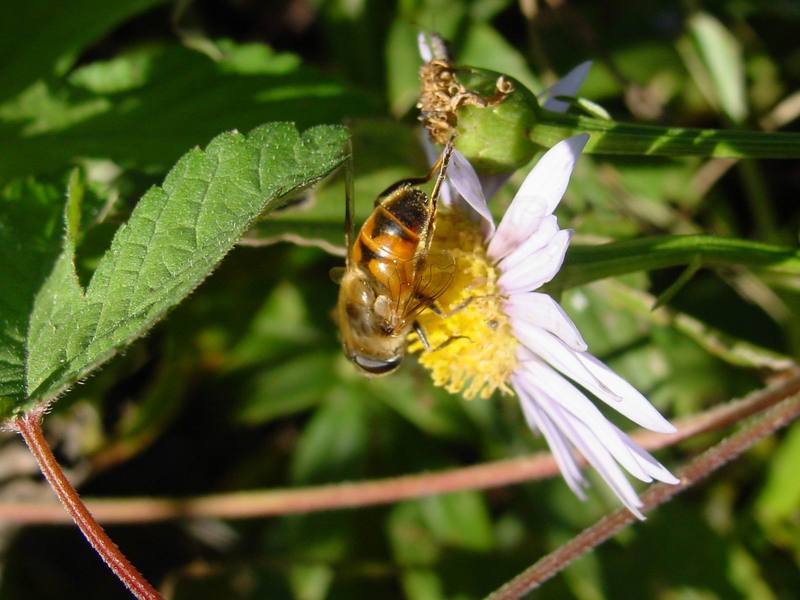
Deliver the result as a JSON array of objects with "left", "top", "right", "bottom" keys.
[
  {"left": 2, "top": 372, "right": 798, "bottom": 525},
  {"left": 557, "top": 234, "right": 800, "bottom": 291},
  {"left": 531, "top": 112, "right": 800, "bottom": 158},
  {"left": 14, "top": 411, "right": 162, "bottom": 600},
  {"left": 486, "top": 391, "right": 800, "bottom": 600}
]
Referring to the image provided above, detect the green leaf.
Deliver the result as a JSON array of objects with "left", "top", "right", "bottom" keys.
[
  {"left": 756, "top": 422, "right": 800, "bottom": 552},
  {"left": 372, "top": 369, "right": 474, "bottom": 441},
  {"left": 386, "top": 492, "right": 496, "bottom": 599},
  {"left": 0, "top": 42, "right": 377, "bottom": 181},
  {"left": 223, "top": 280, "right": 324, "bottom": 371},
  {"left": 290, "top": 385, "right": 370, "bottom": 485},
  {"left": 0, "top": 0, "right": 166, "bottom": 101},
  {"left": 685, "top": 12, "right": 748, "bottom": 123},
  {"left": 556, "top": 234, "right": 800, "bottom": 291},
  {"left": 0, "top": 122, "right": 349, "bottom": 420},
  {"left": 419, "top": 491, "right": 494, "bottom": 552},
  {"left": 234, "top": 352, "right": 337, "bottom": 425},
  {"left": 246, "top": 120, "right": 426, "bottom": 254},
  {"left": 386, "top": 19, "right": 427, "bottom": 117},
  {"left": 388, "top": 503, "right": 440, "bottom": 567},
  {"left": 0, "top": 179, "right": 65, "bottom": 414},
  {"left": 401, "top": 571, "right": 447, "bottom": 600}
]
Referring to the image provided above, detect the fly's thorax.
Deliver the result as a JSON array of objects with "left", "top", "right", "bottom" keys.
[{"left": 337, "top": 268, "right": 408, "bottom": 376}]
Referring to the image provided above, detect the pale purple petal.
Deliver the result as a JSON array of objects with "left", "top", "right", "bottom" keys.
[
  {"left": 516, "top": 376, "right": 646, "bottom": 517},
  {"left": 576, "top": 352, "right": 677, "bottom": 434},
  {"left": 615, "top": 425, "right": 680, "bottom": 484},
  {"left": 417, "top": 31, "right": 449, "bottom": 62},
  {"left": 505, "top": 292, "right": 587, "bottom": 351},
  {"left": 488, "top": 134, "right": 589, "bottom": 261},
  {"left": 498, "top": 215, "right": 560, "bottom": 273},
  {"left": 497, "top": 229, "right": 572, "bottom": 293},
  {"left": 517, "top": 357, "right": 677, "bottom": 483},
  {"left": 448, "top": 149, "right": 495, "bottom": 234},
  {"left": 516, "top": 364, "right": 649, "bottom": 482},
  {"left": 513, "top": 374, "right": 588, "bottom": 498},
  {"left": 514, "top": 323, "right": 676, "bottom": 435},
  {"left": 541, "top": 394, "right": 646, "bottom": 518},
  {"left": 417, "top": 32, "right": 433, "bottom": 62},
  {"left": 540, "top": 61, "right": 593, "bottom": 113},
  {"left": 512, "top": 324, "right": 621, "bottom": 402}
]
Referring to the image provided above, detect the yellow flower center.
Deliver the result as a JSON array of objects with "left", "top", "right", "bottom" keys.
[{"left": 409, "top": 209, "right": 519, "bottom": 399}]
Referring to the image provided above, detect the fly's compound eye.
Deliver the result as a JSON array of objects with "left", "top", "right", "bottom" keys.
[{"left": 353, "top": 354, "right": 402, "bottom": 375}]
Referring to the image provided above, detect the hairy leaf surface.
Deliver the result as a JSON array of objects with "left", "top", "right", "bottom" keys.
[{"left": 0, "top": 123, "right": 348, "bottom": 419}]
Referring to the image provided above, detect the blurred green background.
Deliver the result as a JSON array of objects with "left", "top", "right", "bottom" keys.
[{"left": 0, "top": 0, "right": 799, "bottom": 598}]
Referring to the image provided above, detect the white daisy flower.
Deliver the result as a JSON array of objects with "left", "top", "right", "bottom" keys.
[{"left": 410, "top": 135, "right": 679, "bottom": 518}]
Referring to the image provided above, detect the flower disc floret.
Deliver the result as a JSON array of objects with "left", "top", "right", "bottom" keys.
[{"left": 409, "top": 210, "right": 518, "bottom": 400}]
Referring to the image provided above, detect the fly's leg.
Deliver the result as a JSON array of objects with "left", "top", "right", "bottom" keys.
[
  {"left": 413, "top": 320, "right": 470, "bottom": 353},
  {"left": 428, "top": 294, "right": 500, "bottom": 319},
  {"left": 431, "top": 335, "right": 470, "bottom": 352},
  {"left": 413, "top": 321, "right": 432, "bottom": 351}
]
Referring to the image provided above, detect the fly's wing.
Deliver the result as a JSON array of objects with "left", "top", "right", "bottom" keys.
[
  {"left": 343, "top": 140, "right": 355, "bottom": 266},
  {"left": 401, "top": 250, "right": 455, "bottom": 319},
  {"left": 400, "top": 141, "right": 456, "bottom": 321}
]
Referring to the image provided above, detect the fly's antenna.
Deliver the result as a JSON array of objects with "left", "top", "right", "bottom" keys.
[
  {"left": 343, "top": 136, "right": 355, "bottom": 267},
  {"left": 429, "top": 137, "right": 455, "bottom": 206}
]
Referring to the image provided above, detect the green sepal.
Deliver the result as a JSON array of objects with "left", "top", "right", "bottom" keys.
[{"left": 452, "top": 68, "right": 540, "bottom": 173}]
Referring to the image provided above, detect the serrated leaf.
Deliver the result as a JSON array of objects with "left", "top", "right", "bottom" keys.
[
  {"left": 0, "top": 0, "right": 166, "bottom": 102},
  {"left": 0, "top": 122, "right": 349, "bottom": 420},
  {"left": 246, "top": 120, "right": 426, "bottom": 254}
]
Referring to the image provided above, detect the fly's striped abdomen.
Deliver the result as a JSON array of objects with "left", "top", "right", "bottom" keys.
[{"left": 351, "top": 186, "right": 431, "bottom": 300}]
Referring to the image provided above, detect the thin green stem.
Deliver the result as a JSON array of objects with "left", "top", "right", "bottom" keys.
[
  {"left": 530, "top": 112, "right": 800, "bottom": 158},
  {"left": 555, "top": 234, "right": 800, "bottom": 291},
  {"left": 14, "top": 412, "right": 162, "bottom": 600}
]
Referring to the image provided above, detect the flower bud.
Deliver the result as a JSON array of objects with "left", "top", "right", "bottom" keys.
[
  {"left": 418, "top": 61, "right": 540, "bottom": 173},
  {"left": 453, "top": 67, "right": 540, "bottom": 173}
]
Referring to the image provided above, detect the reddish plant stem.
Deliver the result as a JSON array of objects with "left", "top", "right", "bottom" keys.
[
  {"left": 1, "top": 371, "right": 798, "bottom": 525},
  {"left": 14, "top": 412, "right": 163, "bottom": 600},
  {"left": 486, "top": 392, "right": 800, "bottom": 600}
]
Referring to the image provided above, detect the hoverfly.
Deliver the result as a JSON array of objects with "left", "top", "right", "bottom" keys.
[{"left": 335, "top": 141, "right": 455, "bottom": 375}]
